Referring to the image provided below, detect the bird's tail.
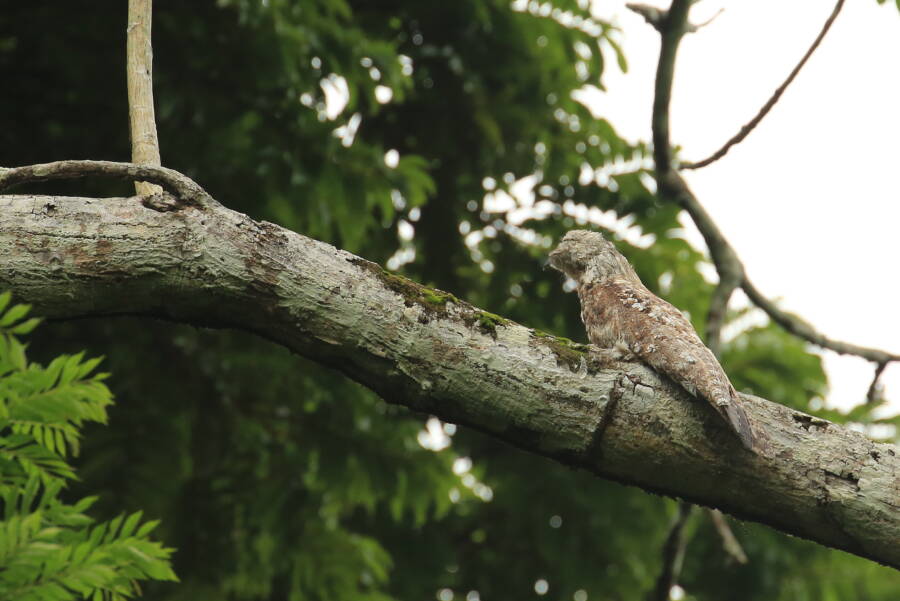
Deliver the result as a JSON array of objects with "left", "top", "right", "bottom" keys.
[{"left": 719, "top": 401, "right": 760, "bottom": 453}]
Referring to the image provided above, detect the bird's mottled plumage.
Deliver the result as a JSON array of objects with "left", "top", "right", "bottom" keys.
[{"left": 548, "top": 230, "right": 758, "bottom": 451}]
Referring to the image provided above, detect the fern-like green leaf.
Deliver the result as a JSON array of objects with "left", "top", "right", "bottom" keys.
[{"left": 0, "top": 294, "right": 176, "bottom": 600}]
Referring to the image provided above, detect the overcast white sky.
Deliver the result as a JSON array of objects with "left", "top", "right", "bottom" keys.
[{"left": 583, "top": 0, "right": 900, "bottom": 415}]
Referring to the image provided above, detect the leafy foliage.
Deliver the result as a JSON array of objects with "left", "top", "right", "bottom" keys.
[
  {"left": 875, "top": 0, "right": 900, "bottom": 12},
  {"left": 2, "top": 1, "right": 899, "bottom": 600},
  {"left": 0, "top": 296, "right": 177, "bottom": 600}
]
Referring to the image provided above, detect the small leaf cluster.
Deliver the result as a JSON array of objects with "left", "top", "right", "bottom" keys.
[{"left": 0, "top": 295, "right": 177, "bottom": 601}]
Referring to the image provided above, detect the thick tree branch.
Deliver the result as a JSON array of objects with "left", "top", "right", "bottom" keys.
[
  {"left": 682, "top": 0, "right": 846, "bottom": 170},
  {"left": 0, "top": 192, "right": 897, "bottom": 569}
]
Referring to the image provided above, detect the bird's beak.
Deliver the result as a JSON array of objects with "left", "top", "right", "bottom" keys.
[{"left": 546, "top": 248, "right": 561, "bottom": 271}]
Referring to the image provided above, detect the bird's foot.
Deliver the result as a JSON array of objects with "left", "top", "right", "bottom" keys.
[{"left": 587, "top": 343, "right": 636, "bottom": 369}]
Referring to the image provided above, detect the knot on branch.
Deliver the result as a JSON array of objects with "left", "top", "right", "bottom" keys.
[
  {"left": 626, "top": 3, "right": 667, "bottom": 32},
  {"left": 627, "top": 2, "right": 721, "bottom": 34}
]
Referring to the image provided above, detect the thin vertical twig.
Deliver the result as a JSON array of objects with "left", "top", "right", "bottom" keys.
[
  {"left": 707, "top": 509, "right": 748, "bottom": 564},
  {"left": 866, "top": 362, "right": 888, "bottom": 404},
  {"left": 127, "top": 0, "right": 163, "bottom": 195}
]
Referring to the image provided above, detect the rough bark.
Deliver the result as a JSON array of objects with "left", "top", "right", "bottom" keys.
[{"left": 0, "top": 193, "right": 897, "bottom": 569}]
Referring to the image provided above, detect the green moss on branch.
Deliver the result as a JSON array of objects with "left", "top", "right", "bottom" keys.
[
  {"left": 532, "top": 330, "right": 590, "bottom": 372},
  {"left": 348, "top": 257, "right": 459, "bottom": 318}
]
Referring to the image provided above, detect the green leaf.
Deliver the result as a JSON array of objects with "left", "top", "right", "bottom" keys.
[
  {"left": 59, "top": 353, "right": 86, "bottom": 386},
  {"left": 604, "top": 34, "right": 628, "bottom": 73},
  {"left": 9, "top": 318, "right": 41, "bottom": 336},
  {"left": 135, "top": 519, "right": 160, "bottom": 538},
  {"left": 120, "top": 511, "right": 143, "bottom": 538},
  {"left": 0, "top": 303, "right": 30, "bottom": 328},
  {"left": 8, "top": 337, "right": 26, "bottom": 371}
]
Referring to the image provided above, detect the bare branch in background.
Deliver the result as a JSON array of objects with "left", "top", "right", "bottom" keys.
[
  {"left": 681, "top": 0, "right": 846, "bottom": 170},
  {"left": 626, "top": 3, "right": 667, "bottom": 32},
  {"left": 648, "top": 143, "right": 747, "bottom": 590},
  {"left": 640, "top": 0, "right": 895, "bottom": 570},
  {"left": 707, "top": 509, "right": 749, "bottom": 565},
  {"left": 741, "top": 280, "right": 898, "bottom": 364},
  {"left": 648, "top": 0, "right": 692, "bottom": 175},
  {"left": 867, "top": 362, "right": 889, "bottom": 404},
  {"left": 705, "top": 277, "right": 739, "bottom": 358},
  {"left": 701, "top": 262, "right": 747, "bottom": 566},
  {"left": 626, "top": 3, "right": 722, "bottom": 34},
  {"left": 649, "top": 502, "right": 694, "bottom": 601},
  {"left": 690, "top": 8, "right": 725, "bottom": 33},
  {"left": 638, "top": 0, "right": 897, "bottom": 377},
  {"left": 127, "top": 0, "right": 163, "bottom": 195}
]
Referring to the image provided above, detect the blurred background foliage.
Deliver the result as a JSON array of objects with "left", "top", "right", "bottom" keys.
[{"left": 1, "top": 1, "right": 898, "bottom": 600}]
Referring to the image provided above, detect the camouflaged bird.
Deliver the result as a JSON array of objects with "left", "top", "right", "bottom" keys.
[{"left": 548, "top": 230, "right": 758, "bottom": 452}]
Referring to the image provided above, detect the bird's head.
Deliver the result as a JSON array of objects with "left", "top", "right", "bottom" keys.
[{"left": 548, "top": 229, "right": 637, "bottom": 285}]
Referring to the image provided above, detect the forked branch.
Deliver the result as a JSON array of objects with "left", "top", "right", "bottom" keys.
[{"left": 643, "top": 0, "right": 897, "bottom": 372}]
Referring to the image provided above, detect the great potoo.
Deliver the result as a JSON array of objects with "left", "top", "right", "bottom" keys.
[{"left": 548, "top": 229, "right": 758, "bottom": 452}]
